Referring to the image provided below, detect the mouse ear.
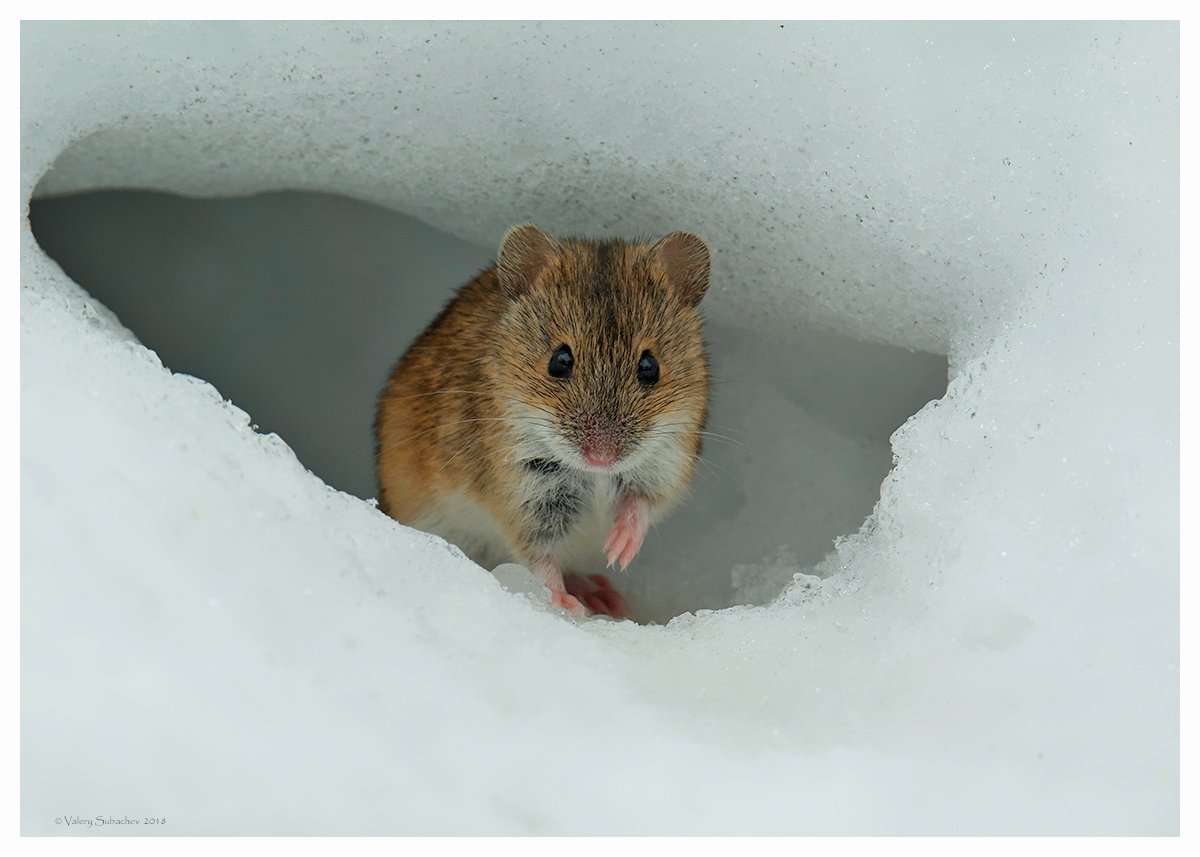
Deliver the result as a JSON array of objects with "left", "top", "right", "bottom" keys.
[
  {"left": 650, "top": 231, "right": 711, "bottom": 307},
  {"left": 497, "top": 224, "right": 560, "bottom": 299}
]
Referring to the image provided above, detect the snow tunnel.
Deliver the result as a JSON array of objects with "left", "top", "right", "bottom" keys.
[
  {"left": 21, "top": 22, "right": 1178, "bottom": 835},
  {"left": 28, "top": 187, "right": 948, "bottom": 622}
]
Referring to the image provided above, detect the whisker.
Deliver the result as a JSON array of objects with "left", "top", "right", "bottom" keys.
[
  {"left": 705, "top": 420, "right": 750, "bottom": 437},
  {"left": 432, "top": 444, "right": 477, "bottom": 479},
  {"left": 379, "top": 416, "right": 557, "bottom": 452},
  {"left": 644, "top": 425, "right": 755, "bottom": 455},
  {"left": 671, "top": 448, "right": 738, "bottom": 484},
  {"left": 378, "top": 388, "right": 561, "bottom": 424}
]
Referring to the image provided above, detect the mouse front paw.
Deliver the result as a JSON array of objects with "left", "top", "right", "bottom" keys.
[{"left": 603, "top": 495, "right": 649, "bottom": 571}]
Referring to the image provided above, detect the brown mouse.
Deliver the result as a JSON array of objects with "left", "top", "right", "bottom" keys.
[{"left": 374, "top": 225, "right": 711, "bottom": 618}]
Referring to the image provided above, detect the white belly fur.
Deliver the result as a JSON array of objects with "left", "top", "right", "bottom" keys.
[{"left": 412, "top": 477, "right": 621, "bottom": 574}]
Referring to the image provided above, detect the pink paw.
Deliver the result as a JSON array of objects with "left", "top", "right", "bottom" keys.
[
  {"left": 603, "top": 496, "right": 649, "bottom": 570},
  {"left": 551, "top": 590, "right": 587, "bottom": 617},
  {"left": 564, "top": 573, "right": 628, "bottom": 620},
  {"left": 531, "top": 560, "right": 585, "bottom": 616}
]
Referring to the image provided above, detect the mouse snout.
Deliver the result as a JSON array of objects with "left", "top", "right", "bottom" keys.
[
  {"left": 575, "top": 413, "right": 623, "bottom": 469},
  {"left": 581, "top": 438, "right": 619, "bottom": 468}
]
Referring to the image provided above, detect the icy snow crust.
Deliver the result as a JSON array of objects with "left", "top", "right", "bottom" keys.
[{"left": 21, "top": 22, "right": 1177, "bottom": 834}]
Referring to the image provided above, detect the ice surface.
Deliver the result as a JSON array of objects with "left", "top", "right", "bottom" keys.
[{"left": 21, "top": 21, "right": 1178, "bottom": 834}]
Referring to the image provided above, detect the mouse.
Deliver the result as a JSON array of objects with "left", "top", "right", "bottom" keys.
[{"left": 374, "top": 224, "right": 711, "bottom": 618}]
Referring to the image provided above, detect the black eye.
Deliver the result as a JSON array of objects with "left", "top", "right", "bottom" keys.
[
  {"left": 637, "top": 351, "right": 659, "bottom": 385},
  {"left": 548, "top": 344, "right": 573, "bottom": 379}
]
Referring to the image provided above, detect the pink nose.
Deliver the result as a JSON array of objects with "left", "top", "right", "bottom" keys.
[{"left": 582, "top": 442, "right": 618, "bottom": 468}]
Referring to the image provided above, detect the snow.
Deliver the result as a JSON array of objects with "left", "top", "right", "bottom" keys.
[{"left": 20, "top": 21, "right": 1178, "bottom": 834}]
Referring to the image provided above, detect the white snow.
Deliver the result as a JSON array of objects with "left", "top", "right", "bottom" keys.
[{"left": 21, "top": 21, "right": 1178, "bottom": 835}]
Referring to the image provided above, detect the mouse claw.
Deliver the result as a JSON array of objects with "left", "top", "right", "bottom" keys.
[
  {"left": 603, "top": 530, "right": 622, "bottom": 568},
  {"left": 603, "top": 530, "right": 630, "bottom": 568}
]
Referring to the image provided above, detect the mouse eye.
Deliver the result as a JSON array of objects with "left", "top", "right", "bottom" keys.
[
  {"left": 637, "top": 351, "right": 659, "bottom": 385},
  {"left": 548, "top": 344, "right": 573, "bottom": 379}
]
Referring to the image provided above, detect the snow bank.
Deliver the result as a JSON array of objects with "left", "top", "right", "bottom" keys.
[{"left": 21, "top": 21, "right": 1178, "bottom": 834}]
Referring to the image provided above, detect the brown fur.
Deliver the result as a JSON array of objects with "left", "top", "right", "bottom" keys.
[{"left": 375, "top": 227, "right": 710, "bottom": 574}]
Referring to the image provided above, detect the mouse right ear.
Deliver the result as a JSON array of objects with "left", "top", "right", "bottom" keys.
[
  {"left": 497, "top": 224, "right": 560, "bottom": 299},
  {"left": 651, "top": 231, "right": 711, "bottom": 308}
]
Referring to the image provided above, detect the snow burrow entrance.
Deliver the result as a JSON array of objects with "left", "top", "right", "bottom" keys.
[{"left": 29, "top": 189, "right": 947, "bottom": 622}]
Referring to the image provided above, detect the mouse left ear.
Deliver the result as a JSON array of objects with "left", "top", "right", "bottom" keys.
[
  {"left": 651, "top": 231, "right": 711, "bottom": 307},
  {"left": 497, "top": 224, "right": 561, "bottom": 299}
]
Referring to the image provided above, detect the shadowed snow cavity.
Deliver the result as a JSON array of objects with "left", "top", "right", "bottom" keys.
[{"left": 30, "top": 188, "right": 947, "bottom": 621}]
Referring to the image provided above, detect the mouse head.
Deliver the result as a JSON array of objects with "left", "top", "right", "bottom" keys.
[{"left": 489, "top": 224, "right": 711, "bottom": 482}]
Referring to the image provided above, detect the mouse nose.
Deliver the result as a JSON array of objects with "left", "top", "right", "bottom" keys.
[
  {"left": 582, "top": 440, "right": 619, "bottom": 468},
  {"left": 575, "top": 411, "right": 623, "bottom": 468}
]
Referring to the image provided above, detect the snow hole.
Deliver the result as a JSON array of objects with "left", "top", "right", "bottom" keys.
[{"left": 30, "top": 188, "right": 948, "bottom": 623}]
